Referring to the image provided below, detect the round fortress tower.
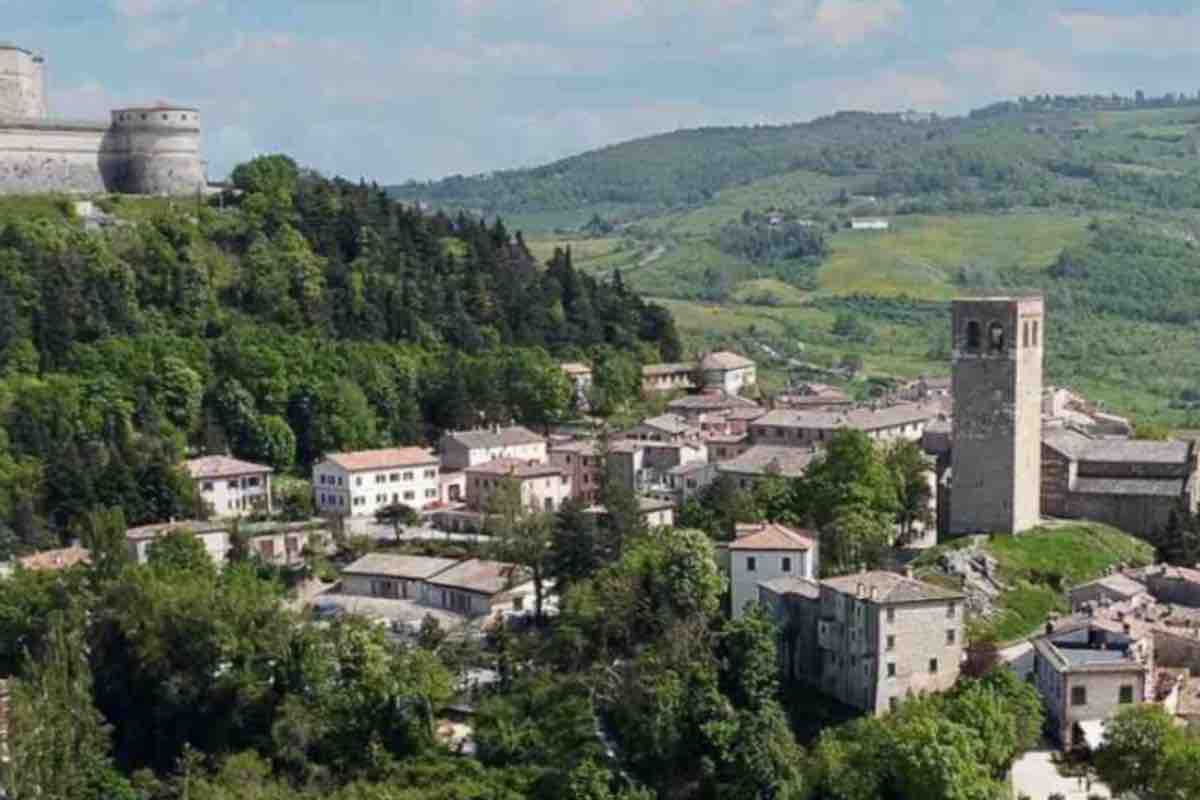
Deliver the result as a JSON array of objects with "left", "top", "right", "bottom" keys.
[
  {"left": 111, "top": 104, "right": 205, "bottom": 196},
  {"left": 0, "top": 43, "right": 47, "bottom": 119}
]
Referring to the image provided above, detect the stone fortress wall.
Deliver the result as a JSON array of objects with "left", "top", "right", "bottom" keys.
[{"left": 0, "top": 43, "right": 204, "bottom": 197}]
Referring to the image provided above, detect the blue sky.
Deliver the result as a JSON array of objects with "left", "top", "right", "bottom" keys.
[{"left": 11, "top": 0, "right": 1200, "bottom": 183}]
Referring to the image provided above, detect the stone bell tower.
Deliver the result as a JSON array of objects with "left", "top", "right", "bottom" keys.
[{"left": 949, "top": 295, "right": 1043, "bottom": 535}]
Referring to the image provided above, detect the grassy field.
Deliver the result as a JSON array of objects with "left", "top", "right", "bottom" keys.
[{"left": 914, "top": 523, "right": 1155, "bottom": 644}]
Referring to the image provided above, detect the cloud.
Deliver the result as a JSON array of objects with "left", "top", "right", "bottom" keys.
[
  {"left": 814, "top": 0, "right": 905, "bottom": 46},
  {"left": 192, "top": 31, "right": 298, "bottom": 70},
  {"left": 1053, "top": 10, "right": 1200, "bottom": 55},
  {"left": 949, "top": 47, "right": 1084, "bottom": 99}
]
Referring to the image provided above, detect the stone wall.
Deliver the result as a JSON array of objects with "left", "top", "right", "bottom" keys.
[
  {"left": 949, "top": 297, "right": 1043, "bottom": 534},
  {"left": 0, "top": 123, "right": 121, "bottom": 194},
  {"left": 0, "top": 47, "right": 46, "bottom": 119},
  {"left": 1041, "top": 445, "right": 1072, "bottom": 517},
  {"left": 1064, "top": 492, "right": 1177, "bottom": 538}
]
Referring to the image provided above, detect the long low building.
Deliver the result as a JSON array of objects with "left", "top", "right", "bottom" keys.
[
  {"left": 1041, "top": 428, "right": 1199, "bottom": 535},
  {"left": 750, "top": 403, "right": 941, "bottom": 446},
  {"left": 340, "top": 553, "right": 536, "bottom": 618}
]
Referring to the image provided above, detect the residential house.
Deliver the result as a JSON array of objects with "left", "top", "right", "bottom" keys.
[
  {"left": 440, "top": 426, "right": 548, "bottom": 471},
  {"left": 1069, "top": 573, "right": 1152, "bottom": 612},
  {"left": 426, "top": 558, "right": 536, "bottom": 617},
  {"left": 549, "top": 439, "right": 608, "bottom": 504},
  {"left": 624, "top": 414, "right": 698, "bottom": 443},
  {"left": 730, "top": 523, "right": 818, "bottom": 618},
  {"left": 716, "top": 445, "right": 819, "bottom": 491},
  {"left": 341, "top": 553, "right": 458, "bottom": 602},
  {"left": 1041, "top": 428, "right": 1200, "bottom": 536},
  {"left": 641, "top": 362, "right": 697, "bottom": 393},
  {"left": 776, "top": 383, "right": 853, "bottom": 410},
  {"left": 706, "top": 433, "right": 751, "bottom": 463},
  {"left": 699, "top": 351, "right": 757, "bottom": 395},
  {"left": 749, "top": 404, "right": 938, "bottom": 446},
  {"left": 643, "top": 461, "right": 717, "bottom": 506},
  {"left": 465, "top": 458, "right": 571, "bottom": 513},
  {"left": 185, "top": 455, "right": 273, "bottom": 517},
  {"left": 560, "top": 362, "right": 593, "bottom": 399},
  {"left": 1033, "top": 618, "right": 1154, "bottom": 747},
  {"left": 582, "top": 496, "right": 676, "bottom": 529},
  {"left": 127, "top": 520, "right": 230, "bottom": 565},
  {"left": 667, "top": 390, "right": 761, "bottom": 423},
  {"left": 815, "top": 571, "right": 964, "bottom": 714},
  {"left": 313, "top": 447, "right": 441, "bottom": 517},
  {"left": 17, "top": 546, "right": 89, "bottom": 572}
]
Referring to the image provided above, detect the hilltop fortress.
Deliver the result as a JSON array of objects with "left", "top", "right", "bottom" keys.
[{"left": 0, "top": 43, "right": 205, "bottom": 196}]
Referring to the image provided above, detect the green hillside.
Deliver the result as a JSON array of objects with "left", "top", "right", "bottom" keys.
[
  {"left": 399, "top": 94, "right": 1200, "bottom": 426},
  {"left": 914, "top": 523, "right": 1156, "bottom": 643}
]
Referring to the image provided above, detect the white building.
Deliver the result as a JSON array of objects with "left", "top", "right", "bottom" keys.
[
  {"left": 699, "top": 351, "right": 757, "bottom": 396},
  {"left": 439, "top": 426, "right": 548, "bottom": 471},
  {"left": 313, "top": 447, "right": 441, "bottom": 517},
  {"left": 425, "top": 558, "right": 537, "bottom": 617},
  {"left": 850, "top": 218, "right": 890, "bottom": 231},
  {"left": 185, "top": 455, "right": 273, "bottom": 517},
  {"left": 730, "top": 523, "right": 818, "bottom": 617}
]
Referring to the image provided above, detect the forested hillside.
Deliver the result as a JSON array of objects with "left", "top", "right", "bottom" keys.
[{"left": 0, "top": 156, "right": 680, "bottom": 553}]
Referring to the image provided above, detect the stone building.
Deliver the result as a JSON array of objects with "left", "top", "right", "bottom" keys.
[
  {"left": 0, "top": 44, "right": 205, "bottom": 196},
  {"left": 949, "top": 296, "right": 1044, "bottom": 535},
  {"left": 439, "top": 426, "right": 547, "bottom": 471},
  {"left": 729, "top": 522, "right": 817, "bottom": 618},
  {"left": 1041, "top": 427, "right": 1198, "bottom": 536},
  {"left": 699, "top": 350, "right": 757, "bottom": 395},
  {"left": 749, "top": 403, "right": 939, "bottom": 447},
  {"left": 763, "top": 570, "right": 964, "bottom": 714}
]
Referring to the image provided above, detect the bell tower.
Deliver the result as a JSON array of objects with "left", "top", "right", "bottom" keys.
[{"left": 949, "top": 295, "right": 1043, "bottom": 535}]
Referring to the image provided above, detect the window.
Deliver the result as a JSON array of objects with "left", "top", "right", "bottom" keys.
[
  {"left": 1071, "top": 686, "right": 1087, "bottom": 706},
  {"left": 1119, "top": 685, "right": 1134, "bottom": 704},
  {"left": 887, "top": 662, "right": 896, "bottom": 677},
  {"left": 747, "top": 557, "right": 757, "bottom": 572},
  {"left": 424, "top": 469, "right": 437, "bottom": 479},
  {"left": 947, "top": 602, "right": 957, "bottom": 619},
  {"left": 246, "top": 477, "right": 260, "bottom": 488},
  {"left": 929, "top": 658, "right": 938, "bottom": 673},
  {"left": 782, "top": 557, "right": 792, "bottom": 573},
  {"left": 202, "top": 482, "right": 213, "bottom": 492},
  {"left": 886, "top": 607, "right": 895, "bottom": 624},
  {"left": 403, "top": 471, "right": 414, "bottom": 480},
  {"left": 425, "top": 488, "right": 437, "bottom": 498},
  {"left": 404, "top": 491, "right": 415, "bottom": 501},
  {"left": 376, "top": 474, "right": 386, "bottom": 484},
  {"left": 988, "top": 321, "right": 1005, "bottom": 352},
  {"left": 886, "top": 635, "right": 895, "bottom": 651},
  {"left": 946, "top": 629, "right": 956, "bottom": 645},
  {"left": 1022, "top": 321, "right": 1030, "bottom": 348},
  {"left": 965, "top": 320, "right": 981, "bottom": 351},
  {"left": 390, "top": 473, "right": 400, "bottom": 482},
  {"left": 1033, "top": 320, "right": 1040, "bottom": 347},
  {"left": 355, "top": 477, "right": 362, "bottom": 486},
  {"left": 227, "top": 480, "right": 238, "bottom": 490}
]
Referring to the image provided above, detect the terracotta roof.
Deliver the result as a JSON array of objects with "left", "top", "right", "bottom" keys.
[
  {"left": 324, "top": 447, "right": 438, "bottom": 472},
  {"left": 732, "top": 522, "right": 815, "bottom": 551},
  {"left": 717, "top": 445, "right": 817, "bottom": 477},
  {"left": 754, "top": 403, "right": 938, "bottom": 432},
  {"left": 642, "top": 362, "right": 696, "bottom": 376},
  {"left": 636, "top": 414, "right": 695, "bottom": 435},
  {"left": 443, "top": 426, "right": 545, "bottom": 451},
  {"left": 560, "top": 362, "right": 592, "bottom": 375},
  {"left": 18, "top": 546, "right": 90, "bottom": 572},
  {"left": 759, "top": 576, "right": 820, "bottom": 599},
  {"left": 700, "top": 350, "right": 755, "bottom": 370},
  {"left": 668, "top": 392, "right": 760, "bottom": 411},
  {"left": 342, "top": 553, "right": 457, "bottom": 580},
  {"left": 465, "top": 458, "right": 563, "bottom": 479},
  {"left": 821, "top": 570, "right": 963, "bottom": 604},
  {"left": 426, "top": 558, "right": 527, "bottom": 595},
  {"left": 185, "top": 455, "right": 273, "bottom": 479}
]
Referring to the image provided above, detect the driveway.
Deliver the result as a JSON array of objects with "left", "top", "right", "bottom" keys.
[{"left": 1011, "top": 749, "right": 1110, "bottom": 800}]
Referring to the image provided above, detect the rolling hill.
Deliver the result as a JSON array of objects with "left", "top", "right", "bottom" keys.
[{"left": 394, "top": 95, "right": 1200, "bottom": 426}]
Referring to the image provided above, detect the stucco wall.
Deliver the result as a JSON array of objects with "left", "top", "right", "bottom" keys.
[{"left": 730, "top": 547, "right": 814, "bottom": 618}]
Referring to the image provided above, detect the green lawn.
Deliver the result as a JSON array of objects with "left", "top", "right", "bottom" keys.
[{"left": 915, "top": 523, "right": 1155, "bottom": 644}]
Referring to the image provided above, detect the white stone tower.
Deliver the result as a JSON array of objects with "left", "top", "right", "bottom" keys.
[
  {"left": 949, "top": 295, "right": 1044, "bottom": 535},
  {"left": 0, "top": 43, "right": 46, "bottom": 118}
]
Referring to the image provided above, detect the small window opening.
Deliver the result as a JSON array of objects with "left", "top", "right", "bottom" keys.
[
  {"left": 988, "top": 321, "right": 1005, "bottom": 352},
  {"left": 1022, "top": 321, "right": 1030, "bottom": 348},
  {"left": 965, "top": 320, "right": 981, "bottom": 351},
  {"left": 1032, "top": 320, "right": 1040, "bottom": 347}
]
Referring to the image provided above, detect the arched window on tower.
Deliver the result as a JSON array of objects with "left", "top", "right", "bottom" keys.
[
  {"left": 988, "top": 321, "right": 1005, "bottom": 352},
  {"left": 965, "top": 320, "right": 981, "bottom": 351}
]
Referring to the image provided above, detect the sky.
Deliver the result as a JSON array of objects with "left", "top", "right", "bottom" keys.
[{"left": 10, "top": 0, "right": 1200, "bottom": 183}]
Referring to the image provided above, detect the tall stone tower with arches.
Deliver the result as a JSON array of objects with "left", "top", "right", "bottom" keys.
[{"left": 949, "top": 295, "right": 1044, "bottom": 535}]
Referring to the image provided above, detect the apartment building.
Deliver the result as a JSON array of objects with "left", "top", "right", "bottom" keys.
[
  {"left": 185, "top": 455, "right": 273, "bottom": 517},
  {"left": 439, "top": 426, "right": 547, "bottom": 471},
  {"left": 313, "top": 447, "right": 440, "bottom": 516},
  {"left": 465, "top": 458, "right": 571, "bottom": 513},
  {"left": 749, "top": 404, "right": 939, "bottom": 447}
]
